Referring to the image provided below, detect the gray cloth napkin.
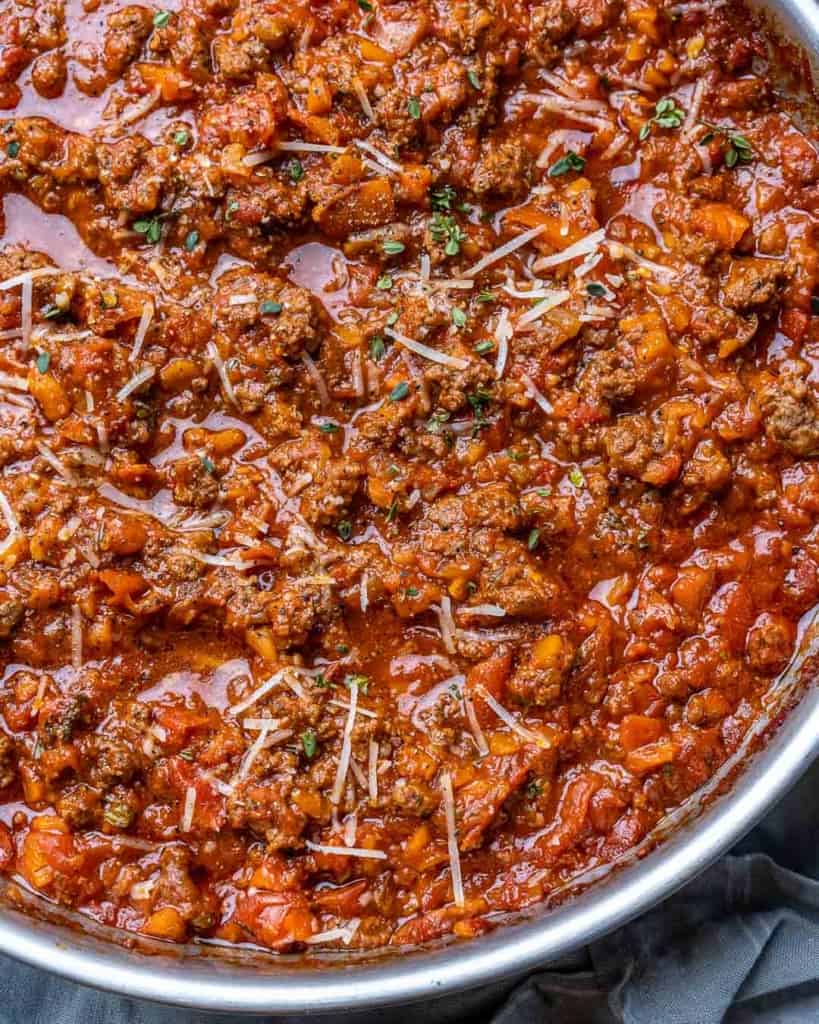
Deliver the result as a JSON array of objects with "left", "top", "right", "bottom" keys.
[{"left": 4, "top": 758, "right": 819, "bottom": 1024}]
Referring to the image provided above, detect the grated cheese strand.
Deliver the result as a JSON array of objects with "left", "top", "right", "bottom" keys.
[
  {"left": 305, "top": 840, "right": 386, "bottom": 860},
  {"left": 385, "top": 326, "right": 469, "bottom": 370},
  {"left": 367, "top": 739, "right": 379, "bottom": 802},
  {"left": 207, "top": 341, "right": 239, "bottom": 407},
  {"left": 180, "top": 786, "right": 196, "bottom": 832},
  {"left": 440, "top": 771, "right": 465, "bottom": 908},
  {"left": 331, "top": 681, "right": 358, "bottom": 804},
  {"left": 129, "top": 302, "right": 154, "bottom": 363},
  {"left": 532, "top": 229, "right": 606, "bottom": 271},
  {"left": 353, "top": 138, "right": 402, "bottom": 174},
  {"left": 476, "top": 684, "right": 552, "bottom": 748},
  {"left": 464, "top": 224, "right": 548, "bottom": 279}
]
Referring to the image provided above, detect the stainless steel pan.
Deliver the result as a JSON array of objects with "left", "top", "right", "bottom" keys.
[{"left": 2, "top": 0, "right": 819, "bottom": 1013}]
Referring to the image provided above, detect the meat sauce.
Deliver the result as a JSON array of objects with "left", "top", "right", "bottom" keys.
[{"left": 0, "top": 0, "right": 817, "bottom": 952}]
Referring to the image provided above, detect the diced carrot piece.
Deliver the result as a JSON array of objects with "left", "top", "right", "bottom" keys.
[
  {"left": 690, "top": 203, "right": 750, "bottom": 250},
  {"left": 143, "top": 907, "right": 187, "bottom": 941},
  {"left": 28, "top": 371, "right": 70, "bottom": 421},
  {"left": 620, "top": 714, "right": 664, "bottom": 752},
  {"left": 625, "top": 739, "right": 676, "bottom": 774},
  {"left": 359, "top": 38, "right": 395, "bottom": 64},
  {"left": 306, "top": 75, "right": 333, "bottom": 115}
]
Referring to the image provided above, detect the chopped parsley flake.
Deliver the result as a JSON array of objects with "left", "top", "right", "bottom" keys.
[
  {"left": 376, "top": 274, "right": 393, "bottom": 291},
  {"left": 389, "top": 380, "right": 410, "bottom": 402},
  {"left": 36, "top": 351, "right": 50, "bottom": 374},
  {"left": 527, "top": 528, "right": 540, "bottom": 551},
  {"left": 698, "top": 121, "right": 754, "bottom": 168},
  {"left": 201, "top": 455, "right": 215, "bottom": 474},
  {"left": 357, "top": 0, "right": 373, "bottom": 9},
  {"left": 430, "top": 185, "right": 457, "bottom": 211},
  {"left": 474, "top": 339, "right": 494, "bottom": 354},
  {"left": 289, "top": 158, "right": 304, "bottom": 182},
  {"left": 382, "top": 240, "right": 405, "bottom": 255},
  {"left": 184, "top": 229, "right": 199, "bottom": 251},
  {"left": 173, "top": 130, "right": 189, "bottom": 147},
  {"left": 260, "top": 300, "right": 283, "bottom": 315},
  {"left": 568, "top": 466, "right": 586, "bottom": 488},
  {"left": 386, "top": 310, "right": 400, "bottom": 326},
  {"left": 6, "top": 141, "right": 19, "bottom": 159},
  {"left": 468, "top": 70, "right": 481, "bottom": 90},
  {"left": 301, "top": 729, "right": 317, "bottom": 758},
  {"left": 337, "top": 519, "right": 353, "bottom": 540},
  {"left": 370, "top": 335, "right": 386, "bottom": 360},
  {"left": 153, "top": 9, "right": 170, "bottom": 27},
  {"left": 477, "top": 291, "right": 495, "bottom": 303},
  {"left": 430, "top": 212, "right": 466, "bottom": 257},
  {"left": 451, "top": 307, "right": 467, "bottom": 328},
  {"left": 640, "top": 96, "right": 685, "bottom": 140},
  {"left": 548, "top": 150, "right": 586, "bottom": 177},
  {"left": 319, "top": 421, "right": 339, "bottom": 433},
  {"left": 408, "top": 97, "right": 421, "bottom": 119},
  {"left": 404, "top": 586, "right": 419, "bottom": 598},
  {"left": 42, "top": 304, "right": 66, "bottom": 321},
  {"left": 586, "top": 282, "right": 606, "bottom": 297},
  {"left": 133, "top": 216, "right": 163, "bottom": 244}
]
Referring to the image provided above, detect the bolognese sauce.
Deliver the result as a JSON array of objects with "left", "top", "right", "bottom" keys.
[{"left": 0, "top": 0, "right": 816, "bottom": 951}]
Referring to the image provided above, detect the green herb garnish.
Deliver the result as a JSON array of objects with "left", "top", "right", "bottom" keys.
[{"left": 548, "top": 150, "right": 586, "bottom": 177}]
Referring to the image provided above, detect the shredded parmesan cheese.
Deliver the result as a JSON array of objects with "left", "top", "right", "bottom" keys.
[
  {"left": 20, "top": 274, "right": 32, "bottom": 349},
  {"left": 71, "top": 605, "right": 83, "bottom": 671},
  {"left": 435, "top": 596, "right": 456, "bottom": 653},
  {"left": 476, "top": 684, "right": 552, "bottom": 748},
  {"left": 305, "top": 840, "right": 386, "bottom": 860},
  {"left": 0, "top": 267, "right": 65, "bottom": 292},
  {"left": 242, "top": 150, "right": 274, "bottom": 167},
  {"left": 278, "top": 141, "right": 346, "bottom": 155},
  {"left": 229, "top": 668, "right": 287, "bottom": 716},
  {"left": 464, "top": 224, "right": 548, "bottom": 279},
  {"left": 533, "top": 229, "right": 606, "bottom": 272},
  {"left": 207, "top": 341, "right": 239, "bottom": 407},
  {"left": 360, "top": 570, "right": 369, "bottom": 612},
  {"left": 180, "top": 786, "right": 196, "bottom": 832},
  {"left": 352, "top": 78, "right": 375, "bottom": 121},
  {"left": 440, "top": 771, "right": 465, "bottom": 908},
  {"left": 115, "top": 366, "right": 155, "bottom": 403},
  {"left": 385, "top": 326, "right": 469, "bottom": 370},
  {"left": 331, "top": 682, "right": 358, "bottom": 804},
  {"left": 494, "top": 308, "right": 512, "bottom": 378},
  {"left": 0, "top": 373, "right": 28, "bottom": 392},
  {"left": 367, "top": 739, "right": 379, "bottom": 801},
  {"left": 353, "top": 138, "right": 402, "bottom": 174},
  {"left": 301, "top": 352, "right": 330, "bottom": 408},
  {"left": 459, "top": 604, "right": 507, "bottom": 617},
  {"left": 35, "top": 440, "right": 78, "bottom": 484},
  {"left": 520, "top": 373, "right": 553, "bottom": 414},
  {"left": 463, "top": 691, "right": 489, "bottom": 757},
  {"left": 129, "top": 302, "right": 154, "bottom": 363},
  {"left": 515, "top": 289, "right": 572, "bottom": 328}
]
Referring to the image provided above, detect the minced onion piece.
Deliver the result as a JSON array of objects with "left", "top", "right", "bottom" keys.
[
  {"left": 520, "top": 373, "right": 553, "bottom": 414},
  {"left": 476, "top": 684, "right": 552, "bottom": 748},
  {"left": 115, "top": 366, "right": 155, "bottom": 403},
  {"left": 440, "top": 771, "right": 465, "bottom": 908},
  {"left": 228, "top": 293, "right": 257, "bottom": 306},
  {"left": 353, "top": 138, "right": 402, "bottom": 174},
  {"left": 385, "top": 327, "right": 469, "bottom": 370},
  {"left": 331, "top": 682, "right": 358, "bottom": 804},
  {"left": 129, "top": 302, "right": 154, "bottom": 362},
  {"left": 207, "top": 341, "right": 239, "bottom": 407},
  {"left": 301, "top": 352, "right": 330, "bottom": 408},
  {"left": 305, "top": 840, "right": 386, "bottom": 860},
  {"left": 533, "top": 229, "right": 606, "bottom": 271},
  {"left": 367, "top": 740, "right": 379, "bottom": 801},
  {"left": 515, "top": 289, "right": 572, "bottom": 328},
  {"left": 180, "top": 787, "right": 196, "bottom": 832},
  {"left": 464, "top": 224, "right": 548, "bottom": 279}
]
